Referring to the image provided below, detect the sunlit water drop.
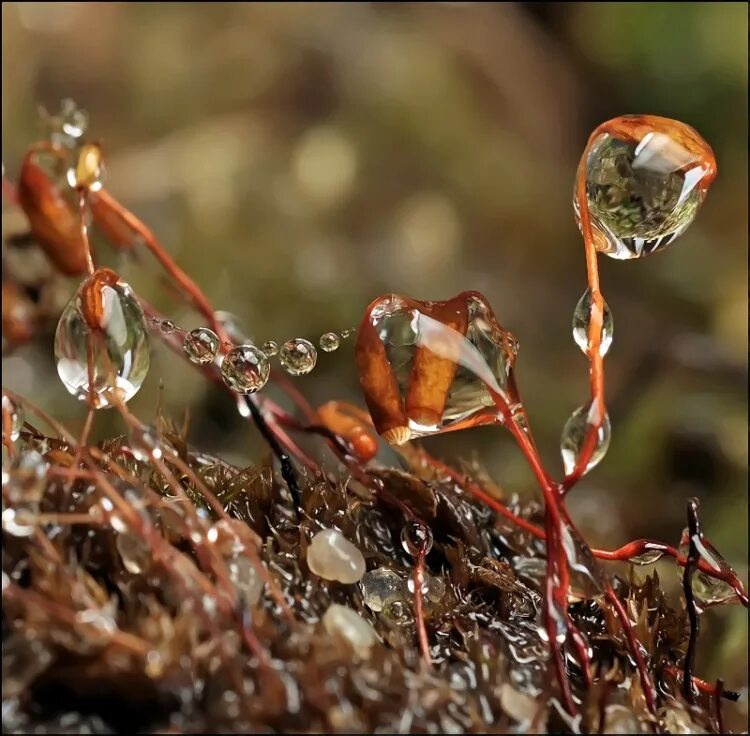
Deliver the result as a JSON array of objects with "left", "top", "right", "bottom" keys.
[
  {"left": 678, "top": 529, "right": 739, "bottom": 608},
  {"left": 306, "top": 528, "right": 365, "bottom": 584},
  {"left": 319, "top": 332, "right": 340, "bottom": 352},
  {"left": 355, "top": 291, "right": 518, "bottom": 445},
  {"left": 262, "top": 340, "right": 278, "bottom": 357},
  {"left": 560, "top": 401, "right": 611, "bottom": 476},
  {"left": 54, "top": 269, "right": 150, "bottom": 409},
  {"left": 220, "top": 345, "right": 270, "bottom": 394},
  {"left": 572, "top": 289, "right": 613, "bottom": 357},
  {"left": 576, "top": 115, "right": 715, "bottom": 259},
  {"left": 279, "top": 338, "right": 317, "bottom": 376},
  {"left": 361, "top": 568, "right": 406, "bottom": 612},
  {"left": 2, "top": 394, "right": 24, "bottom": 443},
  {"left": 184, "top": 327, "right": 220, "bottom": 365}
]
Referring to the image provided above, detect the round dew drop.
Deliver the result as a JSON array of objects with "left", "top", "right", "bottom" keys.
[
  {"left": 361, "top": 568, "right": 406, "bottom": 612},
  {"left": 279, "top": 338, "right": 317, "bottom": 376},
  {"left": 319, "top": 332, "right": 340, "bottom": 352},
  {"left": 306, "top": 528, "right": 365, "bottom": 584},
  {"left": 54, "top": 271, "right": 150, "bottom": 409},
  {"left": 262, "top": 340, "right": 279, "bottom": 357},
  {"left": 220, "top": 345, "right": 270, "bottom": 394},
  {"left": 560, "top": 401, "right": 611, "bottom": 477},
  {"left": 183, "top": 327, "right": 220, "bottom": 365},
  {"left": 401, "top": 520, "right": 433, "bottom": 557}
]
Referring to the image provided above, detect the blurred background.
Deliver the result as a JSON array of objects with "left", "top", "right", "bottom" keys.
[{"left": 2, "top": 1, "right": 747, "bottom": 700}]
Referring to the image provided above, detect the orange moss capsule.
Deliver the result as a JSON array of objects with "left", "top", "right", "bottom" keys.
[
  {"left": 78, "top": 267, "right": 121, "bottom": 331},
  {"left": 317, "top": 401, "right": 379, "bottom": 462}
]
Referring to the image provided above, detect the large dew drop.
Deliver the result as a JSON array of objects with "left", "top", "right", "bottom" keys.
[
  {"left": 220, "top": 345, "right": 269, "bottom": 394},
  {"left": 355, "top": 291, "right": 518, "bottom": 445},
  {"left": 306, "top": 528, "right": 365, "bottom": 584},
  {"left": 572, "top": 289, "right": 613, "bottom": 357},
  {"left": 577, "top": 115, "right": 716, "bottom": 259},
  {"left": 560, "top": 401, "right": 611, "bottom": 476},
  {"left": 54, "top": 269, "right": 150, "bottom": 409},
  {"left": 361, "top": 568, "right": 406, "bottom": 612},
  {"left": 279, "top": 338, "right": 317, "bottom": 375}
]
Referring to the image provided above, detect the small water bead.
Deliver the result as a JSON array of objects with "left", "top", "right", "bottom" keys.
[
  {"left": 184, "top": 327, "right": 220, "bottom": 365},
  {"left": 630, "top": 550, "right": 666, "bottom": 566},
  {"left": 306, "top": 528, "right": 366, "bottom": 584},
  {"left": 572, "top": 289, "right": 613, "bottom": 357},
  {"left": 279, "top": 338, "right": 317, "bottom": 376},
  {"left": 2, "top": 394, "right": 24, "bottom": 442},
  {"left": 54, "top": 269, "right": 150, "bottom": 409},
  {"left": 227, "top": 557, "right": 264, "bottom": 606},
  {"left": 361, "top": 568, "right": 406, "bottom": 612},
  {"left": 340, "top": 328, "right": 356, "bottom": 339},
  {"left": 401, "top": 520, "right": 433, "bottom": 557},
  {"left": 560, "top": 400, "right": 611, "bottom": 476},
  {"left": 221, "top": 345, "right": 270, "bottom": 394},
  {"left": 319, "top": 332, "right": 340, "bottom": 352},
  {"left": 116, "top": 532, "right": 151, "bottom": 574},
  {"left": 578, "top": 115, "right": 716, "bottom": 259},
  {"left": 159, "top": 319, "right": 177, "bottom": 335},
  {"left": 355, "top": 292, "right": 518, "bottom": 445},
  {"left": 407, "top": 572, "right": 446, "bottom": 603},
  {"left": 262, "top": 340, "right": 278, "bottom": 357},
  {"left": 322, "top": 604, "right": 378, "bottom": 654}
]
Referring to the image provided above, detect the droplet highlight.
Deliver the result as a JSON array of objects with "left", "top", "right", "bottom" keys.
[
  {"left": 279, "top": 338, "right": 317, "bottom": 376},
  {"left": 401, "top": 520, "right": 433, "bottom": 557}
]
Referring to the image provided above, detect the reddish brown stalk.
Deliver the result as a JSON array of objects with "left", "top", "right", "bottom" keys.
[{"left": 413, "top": 546, "right": 432, "bottom": 668}]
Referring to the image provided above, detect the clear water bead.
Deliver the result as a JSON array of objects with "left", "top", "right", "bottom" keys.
[
  {"left": 306, "top": 528, "right": 366, "bottom": 584},
  {"left": 159, "top": 320, "right": 177, "bottom": 335},
  {"left": 116, "top": 533, "right": 151, "bottom": 574},
  {"left": 401, "top": 520, "right": 433, "bottom": 556},
  {"left": 279, "top": 338, "right": 317, "bottom": 376},
  {"left": 2, "top": 394, "right": 24, "bottom": 442},
  {"left": 572, "top": 289, "right": 613, "bottom": 357},
  {"left": 322, "top": 604, "right": 377, "bottom": 654},
  {"left": 578, "top": 115, "right": 715, "bottom": 259},
  {"left": 630, "top": 549, "right": 665, "bottom": 566},
  {"left": 262, "top": 340, "right": 278, "bottom": 357},
  {"left": 54, "top": 269, "right": 150, "bottom": 409},
  {"left": 227, "top": 557, "right": 264, "bottom": 606},
  {"left": 361, "top": 568, "right": 406, "bottom": 612},
  {"left": 560, "top": 401, "right": 611, "bottom": 476},
  {"left": 319, "top": 332, "right": 340, "bottom": 352},
  {"left": 220, "top": 345, "right": 270, "bottom": 394},
  {"left": 184, "top": 327, "right": 220, "bottom": 365}
]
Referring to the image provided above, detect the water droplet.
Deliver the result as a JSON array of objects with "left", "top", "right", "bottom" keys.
[
  {"left": 220, "top": 345, "right": 270, "bottom": 394},
  {"left": 340, "top": 328, "right": 356, "bottom": 339},
  {"left": 355, "top": 292, "right": 517, "bottom": 444},
  {"left": 2, "top": 394, "right": 24, "bottom": 443},
  {"left": 319, "top": 332, "right": 340, "bottom": 352},
  {"left": 572, "top": 289, "right": 613, "bottom": 357},
  {"left": 361, "top": 568, "right": 406, "bottom": 612},
  {"left": 262, "top": 340, "right": 278, "bottom": 357},
  {"left": 630, "top": 549, "right": 665, "bottom": 566},
  {"left": 159, "top": 319, "right": 176, "bottom": 335},
  {"left": 678, "top": 532, "right": 740, "bottom": 608},
  {"left": 279, "top": 338, "right": 317, "bottom": 376},
  {"left": 401, "top": 520, "right": 433, "bottom": 557},
  {"left": 306, "top": 528, "right": 366, "bottom": 584},
  {"left": 560, "top": 401, "right": 611, "bottom": 476},
  {"left": 54, "top": 269, "right": 150, "bottom": 409},
  {"left": 227, "top": 557, "right": 264, "bottom": 606},
  {"left": 577, "top": 116, "right": 715, "bottom": 259},
  {"left": 183, "top": 327, "right": 220, "bottom": 365},
  {"left": 67, "top": 142, "right": 104, "bottom": 192},
  {"left": 321, "top": 604, "right": 377, "bottom": 654},
  {"left": 116, "top": 532, "right": 150, "bottom": 574}
]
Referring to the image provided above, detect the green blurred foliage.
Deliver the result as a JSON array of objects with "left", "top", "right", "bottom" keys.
[{"left": 2, "top": 1, "right": 747, "bottom": 701}]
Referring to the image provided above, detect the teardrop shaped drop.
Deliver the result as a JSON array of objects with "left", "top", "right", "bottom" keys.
[
  {"left": 54, "top": 269, "right": 150, "bottom": 409},
  {"left": 572, "top": 289, "right": 613, "bottom": 357},
  {"left": 560, "top": 401, "right": 611, "bottom": 476},
  {"left": 576, "top": 115, "right": 716, "bottom": 259}
]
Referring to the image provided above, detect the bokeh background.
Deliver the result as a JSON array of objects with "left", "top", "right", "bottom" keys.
[{"left": 2, "top": 1, "right": 747, "bottom": 707}]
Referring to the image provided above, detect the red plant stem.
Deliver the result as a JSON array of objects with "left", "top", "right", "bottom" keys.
[
  {"left": 682, "top": 499, "right": 702, "bottom": 703},
  {"left": 663, "top": 666, "right": 740, "bottom": 701},
  {"left": 413, "top": 546, "right": 432, "bottom": 667},
  {"left": 714, "top": 679, "right": 725, "bottom": 734},
  {"left": 78, "top": 189, "right": 95, "bottom": 276}
]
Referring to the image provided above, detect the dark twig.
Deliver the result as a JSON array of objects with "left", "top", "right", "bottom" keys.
[
  {"left": 714, "top": 678, "right": 725, "bottom": 734},
  {"left": 682, "top": 497, "right": 701, "bottom": 703}
]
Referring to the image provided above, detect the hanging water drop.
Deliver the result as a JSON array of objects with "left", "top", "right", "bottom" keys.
[
  {"left": 54, "top": 268, "right": 150, "bottom": 409},
  {"left": 2, "top": 394, "right": 24, "bottom": 443},
  {"left": 279, "top": 338, "right": 317, "bottom": 376},
  {"left": 220, "top": 345, "right": 270, "bottom": 394},
  {"left": 560, "top": 401, "right": 611, "bottom": 476},
  {"left": 306, "top": 528, "right": 365, "bottom": 584},
  {"left": 262, "top": 340, "right": 278, "bottom": 357},
  {"left": 401, "top": 520, "right": 433, "bottom": 557},
  {"left": 159, "top": 320, "right": 177, "bottom": 335},
  {"left": 361, "top": 568, "right": 406, "bottom": 612},
  {"left": 577, "top": 115, "right": 716, "bottom": 259},
  {"left": 572, "top": 289, "right": 613, "bottom": 357},
  {"left": 183, "top": 327, "right": 220, "bottom": 365},
  {"left": 319, "top": 332, "right": 340, "bottom": 352}
]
